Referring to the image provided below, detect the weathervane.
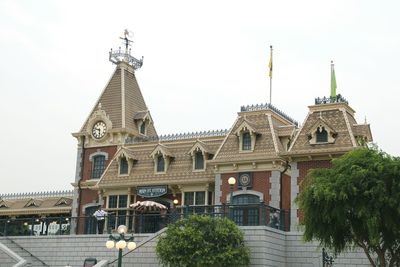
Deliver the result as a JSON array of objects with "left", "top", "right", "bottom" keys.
[{"left": 109, "top": 29, "right": 143, "bottom": 70}]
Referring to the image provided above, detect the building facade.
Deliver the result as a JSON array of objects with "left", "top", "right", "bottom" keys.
[{"left": 70, "top": 38, "right": 373, "bottom": 234}]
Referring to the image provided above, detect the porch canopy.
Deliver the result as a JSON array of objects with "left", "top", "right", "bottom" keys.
[{"left": 129, "top": 201, "right": 168, "bottom": 213}]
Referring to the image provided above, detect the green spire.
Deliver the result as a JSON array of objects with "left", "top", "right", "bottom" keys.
[{"left": 331, "top": 61, "right": 337, "bottom": 98}]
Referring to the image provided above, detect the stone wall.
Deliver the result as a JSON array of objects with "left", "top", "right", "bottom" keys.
[{"left": 0, "top": 227, "right": 372, "bottom": 267}]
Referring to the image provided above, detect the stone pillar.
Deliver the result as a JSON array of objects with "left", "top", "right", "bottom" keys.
[
  {"left": 70, "top": 146, "right": 83, "bottom": 235},
  {"left": 214, "top": 174, "right": 222, "bottom": 205},
  {"left": 269, "top": 171, "right": 280, "bottom": 208},
  {"left": 290, "top": 162, "right": 299, "bottom": 231}
]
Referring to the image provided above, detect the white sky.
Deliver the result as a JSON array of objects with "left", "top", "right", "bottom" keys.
[{"left": 0, "top": 0, "right": 399, "bottom": 194}]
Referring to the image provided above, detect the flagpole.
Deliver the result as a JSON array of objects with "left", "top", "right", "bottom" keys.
[{"left": 269, "top": 45, "right": 273, "bottom": 104}]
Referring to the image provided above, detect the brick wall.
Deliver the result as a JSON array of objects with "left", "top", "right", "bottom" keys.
[
  {"left": 82, "top": 146, "right": 117, "bottom": 181},
  {"left": 220, "top": 171, "right": 271, "bottom": 204}
]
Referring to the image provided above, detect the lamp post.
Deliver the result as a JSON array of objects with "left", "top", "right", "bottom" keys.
[
  {"left": 228, "top": 177, "right": 236, "bottom": 204},
  {"left": 106, "top": 225, "right": 136, "bottom": 267},
  {"left": 228, "top": 177, "right": 236, "bottom": 220}
]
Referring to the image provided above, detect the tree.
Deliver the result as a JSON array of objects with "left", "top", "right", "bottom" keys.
[
  {"left": 156, "top": 215, "right": 250, "bottom": 267},
  {"left": 297, "top": 147, "right": 400, "bottom": 267}
]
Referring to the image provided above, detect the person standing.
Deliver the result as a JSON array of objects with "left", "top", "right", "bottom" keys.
[{"left": 93, "top": 205, "right": 108, "bottom": 234}]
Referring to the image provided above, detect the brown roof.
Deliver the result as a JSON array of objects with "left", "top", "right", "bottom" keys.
[
  {"left": 289, "top": 104, "right": 357, "bottom": 154},
  {"left": 213, "top": 112, "right": 281, "bottom": 163},
  {"left": 0, "top": 197, "right": 72, "bottom": 216},
  {"left": 352, "top": 124, "right": 373, "bottom": 141},
  {"left": 78, "top": 63, "right": 157, "bottom": 137},
  {"left": 98, "top": 136, "right": 224, "bottom": 187},
  {"left": 277, "top": 125, "right": 296, "bottom": 137}
]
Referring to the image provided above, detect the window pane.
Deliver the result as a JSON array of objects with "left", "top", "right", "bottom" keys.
[
  {"left": 92, "top": 155, "right": 106, "bottom": 178},
  {"left": 120, "top": 157, "right": 129, "bottom": 174},
  {"left": 140, "top": 123, "right": 146, "bottom": 134},
  {"left": 184, "top": 192, "right": 194, "bottom": 205},
  {"left": 195, "top": 191, "right": 205, "bottom": 205},
  {"left": 118, "top": 195, "right": 127, "bottom": 208},
  {"left": 109, "top": 195, "right": 117, "bottom": 208},
  {"left": 157, "top": 156, "right": 165, "bottom": 172},
  {"left": 208, "top": 191, "right": 213, "bottom": 205},
  {"left": 316, "top": 127, "right": 328, "bottom": 142},
  {"left": 242, "top": 132, "right": 252, "bottom": 150},
  {"left": 194, "top": 152, "right": 204, "bottom": 170}
]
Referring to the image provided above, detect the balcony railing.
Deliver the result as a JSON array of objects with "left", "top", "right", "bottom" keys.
[{"left": 0, "top": 204, "right": 289, "bottom": 237}]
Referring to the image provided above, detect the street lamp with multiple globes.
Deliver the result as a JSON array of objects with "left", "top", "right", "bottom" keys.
[{"left": 106, "top": 225, "right": 136, "bottom": 267}]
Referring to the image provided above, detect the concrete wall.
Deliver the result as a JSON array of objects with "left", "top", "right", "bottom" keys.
[{"left": 0, "top": 227, "right": 373, "bottom": 267}]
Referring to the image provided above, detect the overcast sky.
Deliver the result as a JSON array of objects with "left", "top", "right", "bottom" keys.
[{"left": 1, "top": 0, "right": 399, "bottom": 194}]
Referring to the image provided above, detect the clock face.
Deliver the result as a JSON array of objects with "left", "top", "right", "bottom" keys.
[
  {"left": 239, "top": 173, "right": 251, "bottom": 187},
  {"left": 92, "top": 121, "right": 107, "bottom": 139}
]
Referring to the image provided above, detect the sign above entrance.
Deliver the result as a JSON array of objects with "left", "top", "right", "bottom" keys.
[{"left": 137, "top": 186, "right": 168, "bottom": 198}]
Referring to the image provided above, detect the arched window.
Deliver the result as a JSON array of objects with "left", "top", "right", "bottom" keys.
[
  {"left": 316, "top": 127, "right": 328, "bottom": 143},
  {"left": 242, "top": 131, "right": 252, "bottom": 150},
  {"left": 157, "top": 155, "right": 165, "bottom": 172},
  {"left": 92, "top": 155, "right": 106, "bottom": 178},
  {"left": 120, "top": 157, "right": 129, "bottom": 175},
  {"left": 194, "top": 151, "right": 204, "bottom": 170},
  {"left": 232, "top": 194, "right": 260, "bottom": 226}
]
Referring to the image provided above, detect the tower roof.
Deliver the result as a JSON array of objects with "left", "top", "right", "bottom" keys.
[{"left": 76, "top": 61, "right": 157, "bottom": 138}]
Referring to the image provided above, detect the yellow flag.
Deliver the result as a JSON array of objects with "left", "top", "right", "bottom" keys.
[{"left": 268, "top": 46, "right": 273, "bottom": 78}]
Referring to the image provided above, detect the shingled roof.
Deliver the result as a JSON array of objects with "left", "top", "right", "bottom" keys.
[
  {"left": 97, "top": 136, "right": 224, "bottom": 188},
  {"left": 77, "top": 62, "right": 157, "bottom": 137}
]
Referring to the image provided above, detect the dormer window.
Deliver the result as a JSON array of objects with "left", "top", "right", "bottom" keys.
[
  {"left": 157, "top": 155, "right": 165, "bottom": 172},
  {"left": 189, "top": 141, "right": 213, "bottom": 171},
  {"left": 194, "top": 151, "right": 204, "bottom": 170},
  {"left": 234, "top": 120, "right": 259, "bottom": 152},
  {"left": 242, "top": 131, "right": 252, "bottom": 150},
  {"left": 316, "top": 127, "right": 328, "bottom": 143},
  {"left": 150, "top": 144, "right": 173, "bottom": 174},
  {"left": 308, "top": 121, "right": 337, "bottom": 145},
  {"left": 120, "top": 157, "right": 129, "bottom": 175},
  {"left": 134, "top": 111, "right": 153, "bottom": 136}
]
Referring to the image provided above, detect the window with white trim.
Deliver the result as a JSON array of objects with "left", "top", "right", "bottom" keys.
[
  {"left": 92, "top": 155, "right": 106, "bottom": 178},
  {"left": 194, "top": 151, "right": 204, "bottom": 170},
  {"left": 119, "top": 157, "right": 129, "bottom": 175}
]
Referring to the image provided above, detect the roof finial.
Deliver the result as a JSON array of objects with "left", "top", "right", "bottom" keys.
[{"left": 109, "top": 29, "right": 143, "bottom": 70}]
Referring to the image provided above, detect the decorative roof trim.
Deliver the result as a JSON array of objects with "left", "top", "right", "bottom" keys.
[
  {"left": 240, "top": 103, "right": 298, "bottom": 126},
  {"left": 234, "top": 120, "right": 260, "bottom": 136},
  {"left": 159, "top": 129, "right": 228, "bottom": 141},
  {"left": 340, "top": 108, "right": 357, "bottom": 147},
  {"left": 25, "top": 198, "right": 43, "bottom": 208},
  {"left": 150, "top": 144, "right": 173, "bottom": 159},
  {"left": 267, "top": 114, "right": 279, "bottom": 153},
  {"left": 0, "top": 190, "right": 74, "bottom": 200},
  {"left": 188, "top": 140, "right": 213, "bottom": 156}
]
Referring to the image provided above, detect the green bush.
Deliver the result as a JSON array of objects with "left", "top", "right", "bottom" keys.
[{"left": 156, "top": 215, "right": 250, "bottom": 267}]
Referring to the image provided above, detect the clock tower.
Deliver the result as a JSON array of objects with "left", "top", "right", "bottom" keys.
[{"left": 70, "top": 30, "right": 157, "bottom": 234}]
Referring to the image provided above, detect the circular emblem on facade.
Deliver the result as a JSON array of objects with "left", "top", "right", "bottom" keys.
[
  {"left": 92, "top": 121, "right": 107, "bottom": 139},
  {"left": 239, "top": 173, "right": 251, "bottom": 187}
]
